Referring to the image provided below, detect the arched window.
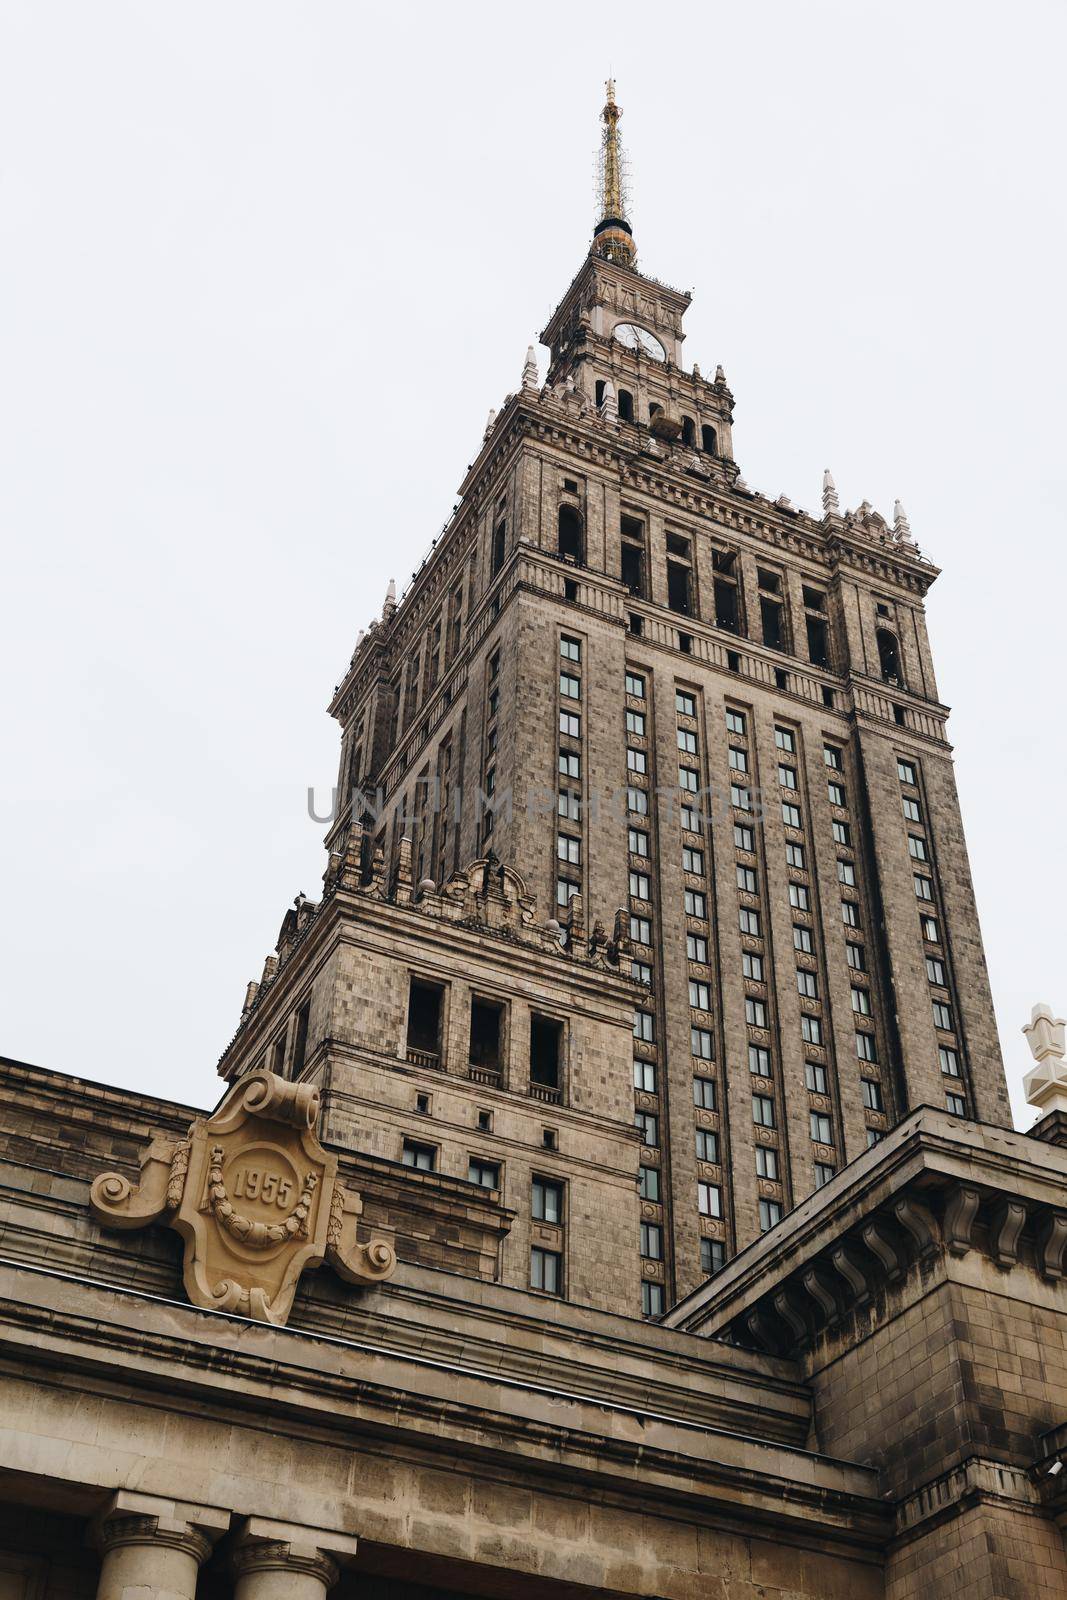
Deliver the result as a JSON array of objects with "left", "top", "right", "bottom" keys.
[
  {"left": 681, "top": 415, "right": 696, "bottom": 448},
  {"left": 491, "top": 519, "right": 506, "bottom": 577},
  {"left": 877, "top": 629, "right": 902, "bottom": 684},
  {"left": 618, "top": 389, "right": 635, "bottom": 423},
  {"left": 648, "top": 402, "right": 663, "bottom": 422},
  {"left": 701, "top": 424, "right": 718, "bottom": 456},
  {"left": 558, "top": 505, "right": 584, "bottom": 565},
  {"left": 595, "top": 379, "right": 606, "bottom": 407}
]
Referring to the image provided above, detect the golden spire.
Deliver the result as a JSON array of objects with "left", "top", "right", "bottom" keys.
[{"left": 593, "top": 78, "right": 636, "bottom": 268}]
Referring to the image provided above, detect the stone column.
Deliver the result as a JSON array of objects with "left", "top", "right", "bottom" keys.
[
  {"left": 231, "top": 1519, "right": 359, "bottom": 1600},
  {"left": 93, "top": 1492, "right": 228, "bottom": 1600}
]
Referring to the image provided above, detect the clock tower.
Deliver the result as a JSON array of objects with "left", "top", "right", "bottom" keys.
[{"left": 541, "top": 82, "right": 735, "bottom": 463}]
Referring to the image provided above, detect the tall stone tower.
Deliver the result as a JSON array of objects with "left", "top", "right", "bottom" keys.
[{"left": 221, "top": 83, "right": 1011, "bottom": 1317}]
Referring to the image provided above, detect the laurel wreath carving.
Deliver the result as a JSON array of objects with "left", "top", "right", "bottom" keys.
[
  {"left": 207, "top": 1144, "right": 317, "bottom": 1248},
  {"left": 165, "top": 1141, "right": 190, "bottom": 1211}
]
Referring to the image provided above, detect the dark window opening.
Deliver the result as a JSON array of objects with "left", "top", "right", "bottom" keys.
[
  {"left": 727, "top": 649, "right": 741, "bottom": 673},
  {"left": 564, "top": 577, "right": 578, "bottom": 602},
  {"left": 822, "top": 685, "right": 835, "bottom": 708},
  {"left": 701, "top": 424, "right": 718, "bottom": 455},
  {"left": 715, "top": 579, "right": 739, "bottom": 632},
  {"left": 491, "top": 520, "right": 506, "bottom": 577},
  {"left": 558, "top": 504, "right": 583, "bottom": 564},
  {"left": 618, "top": 389, "right": 635, "bottom": 423},
  {"left": 621, "top": 542, "right": 646, "bottom": 597},
  {"left": 877, "top": 629, "right": 901, "bottom": 684},
  {"left": 761, "top": 597, "right": 784, "bottom": 650},
  {"left": 628, "top": 612, "right": 643, "bottom": 637},
  {"left": 542, "top": 1127, "right": 557, "bottom": 1150},
  {"left": 775, "top": 667, "right": 789, "bottom": 690},
  {"left": 667, "top": 560, "right": 691, "bottom": 614},
  {"left": 807, "top": 616, "right": 830, "bottom": 668},
  {"left": 678, "top": 630, "right": 693, "bottom": 654},
  {"left": 407, "top": 978, "right": 443, "bottom": 1064},
  {"left": 681, "top": 415, "right": 696, "bottom": 447},
  {"left": 469, "top": 998, "right": 504, "bottom": 1072},
  {"left": 894, "top": 704, "right": 907, "bottom": 726},
  {"left": 270, "top": 1033, "right": 286, "bottom": 1074},
  {"left": 712, "top": 548, "right": 736, "bottom": 574},
  {"left": 666, "top": 532, "right": 691, "bottom": 558},
  {"left": 292, "top": 1001, "right": 310, "bottom": 1078},
  {"left": 415, "top": 1092, "right": 430, "bottom": 1114},
  {"left": 595, "top": 379, "right": 606, "bottom": 406},
  {"left": 648, "top": 401, "right": 663, "bottom": 422},
  {"left": 757, "top": 568, "right": 781, "bottom": 594},
  {"left": 802, "top": 586, "right": 825, "bottom": 611},
  {"left": 530, "top": 1015, "right": 563, "bottom": 1090}
]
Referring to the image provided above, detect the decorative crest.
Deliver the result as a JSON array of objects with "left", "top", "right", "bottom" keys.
[{"left": 90, "top": 1070, "right": 396, "bottom": 1324}]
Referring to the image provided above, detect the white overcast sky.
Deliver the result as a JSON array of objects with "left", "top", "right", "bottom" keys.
[{"left": 1, "top": 1, "right": 1064, "bottom": 1123}]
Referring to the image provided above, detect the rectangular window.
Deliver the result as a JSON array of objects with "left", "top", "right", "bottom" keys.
[
  {"left": 866, "top": 1128, "right": 883, "bottom": 1149},
  {"left": 559, "top": 710, "right": 580, "bottom": 738},
  {"left": 469, "top": 997, "right": 503, "bottom": 1071},
  {"left": 626, "top": 671, "right": 646, "bottom": 697},
  {"left": 832, "top": 820, "right": 851, "bottom": 847},
  {"left": 680, "top": 766, "right": 699, "bottom": 792},
  {"left": 908, "top": 834, "right": 928, "bottom": 862},
  {"left": 786, "top": 841, "right": 805, "bottom": 870},
  {"left": 759, "top": 1199, "right": 783, "bottom": 1232},
  {"left": 828, "top": 781, "right": 846, "bottom": 806},
  {"left": 846, "top": 941, "right": 866, "bottom": 971},
  {"left": 292, "top": 1000, "right": 310, "bottom": 1077},
  {"left": 932, "top": 1000, "right": 953, "bottom": 1030},
  {"left": 632, "top": 1057, "right": 656, "bottom": 1092},
  {"left": 728, "top": 746, "right": 748, "bottom": 772},
  {"left": 810, "top": 1111, "right": 833, "bottom": 1143},
  {"left": 557, "top": 833, "right": 580, "bottom": 864},
  {"left": 793, "top": 925, "right": 814, "bottom": 953},
  {"left": 745, "top": 997, "right": 768, "bottom": 1027},
  {"left": 687, "top": 933, "right": 709, "bottom": 963},
  {"left": 756, "top": 1146, "right": 779, "bottom": 1180},
  {"left": 691, "top": 1025, "right": 714, "bottom": 1059},
  {"left": 736, "top": 864, "right": 757, "bottom": 893},
  {"left": 530, "top": 1247, "right": 561, "bottom": 1294},
  {"left": 627, "top": 748, "right": 648, "bottom": 773},
  {"left": 638, "top": 1165, "right": 660, "bottom": 1201},
  {"left": 625, "top": 709, "right": 646, "bottom": 735},
  {"left": 531, "top": 1177, "right": 563, "bottom": 1223},
  {"left": 814, "top": 1162, "right": 836, "bottom": 1189},
  {"left": 903, "top": 796, "right": 922, "bottom": 822},
  {"left": 852, "top": 986, "right": 872, "bottom": 1016},
  {"left": 738, "top": 907, "right": 761, "bottom": 936},
  {"left": 560, "top": 636, "right": 581, "bottom": 661},
  {"left": 779, "top": 764, "right": 797, "bottom": 790},
  {"left": 633, "top": 1009, "right": 655, "bottom": 1041},
  {"left": 753, "top": 1094, "right": 776, "bottom": 1128},
  {"left": 628, "top": 827, "right": 649, "bottom": 857},
  {"left": 701, "top": 1237, "right": 726, "bottom": 1276},
  {"left": 558, "top": 749, "right": 580, "bottom": 778},
  {"left": 687, "top": 890, "right": 708, "bottom": 919},
  {"left": 926, "top": 955, "right": 946, "bottom": 985},
  {"left": 698, "top": 1181, "right": 723, "bottom": 1218},
  {"left": 468, "top": 1158, "right": 499, "bottom": 1189},
  {"left": 629, "top": 870, "right": 651, "bottom": 900},
  {"left": 801, "top": 1015, "right": 823, "bottom": 1045},
  {"left": 782, "top": 802, "right": 801, "bottom": 828},
  {"left": 946, "top": 1092, "right": 966, "bottom": 1118},
  {"left": 914, "top": 874, "right": 934, "bottom": 901},
  {"left": 640, "top": 1221, "right": 663, "bottom": 1260},
  {"left": 734, "top": 823, "right": 754, "bottom": 851},
  {"left": 556, "top": 879, "right": 579, "bottom": 907},
  {"left": 842, "top": 899, "right": 859, "bottom": 927},
  {"left": 775, "top": 727, "right": 796, "bottom": 753},
  {"left": 824, "top": 745, "right": 842, "bottom": 769},
  {"left": 861, "top": 1079, "right": 884, "bottom": 1112},
  {"left": 631, "top": 959, "right": 652, "bottom": 985},
  {"left": 742, "top": 951, "right": 764, "bottom": 981},
  {"left": 675, "top": 689, "right": 695, "bottom": 715},
  {"left": 681, "top": 803, "right": 701, "bottom": 832},
  {"left": 749, "top": 1044, "right": 771, "bottom": 1077},
  {"left": 693, "top": 1076, "right": 717, "bottom": 1110},
  {"left": 642, "top": 1281, "right": 665, "bottom": 1318},
  {"left": 402, "top": 1140, "right": 436, "bottom": 1171},
  {"left": 838, "top": 860, "right": 856, "bottom": 886},
  {"left": 732, "top": 784, "right": 752, "bottom": 811},
  {"left": 856, "top": 1030, "right": 877, "bottom": 1062},
  {"left": 558, "top": 790, "right": 580, "bottom": 820},
  {"left": 797, "top": 969, "right": 818, "bottom": 998},
  {"left": 921, "top": 913, "right": 940, "bottom": 941},
  {"left": 789, "top": 883, "right": 811, "bottom": 911},
  {"left": 635, "top": 1110, "right": 658, "bottom": 1146},
  {"left": 683, "top": 846, "right": 705, "bottom": 874},
  {"left": 898, "top": 759, "right": 917, "bottom": 785},
  {"left": 940, "top": 1045, "right": 960, "bottom": 1077},
  {"left": 689, "top": 982, "right": 712, "bottom": 1012},
  {"left": 724, "top": 708, "right": 746, "bottom": 737},
  {"left": 628, "top": 785, "right": 648, "bottom": 815},
  {"left": 677, "top": 728, "right": 698, "bottom": 753},
  {"left": 630, "top": 915, "right": 652, "bottom": 944},
  {"left": 695, "top": 1129, "right": 719, "bottom": 1163},
  {"left": 407, "top": 977, "right": 444, "bottom": 1060},
  {"left": 805, "top": 1060, "right": 828, "bottom": 1093},
  {"left": 559, "top": 671, "right": 581, "bottom": 699},
  {"left": 530, "top": 1014, "right": 563, "bottom": 1089}
]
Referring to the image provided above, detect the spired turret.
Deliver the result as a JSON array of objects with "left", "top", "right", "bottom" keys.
[{"left": 592, "top": 79, "right": 636, "bottom": 268}]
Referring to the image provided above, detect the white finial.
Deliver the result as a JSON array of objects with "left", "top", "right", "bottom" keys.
[
  {"left": 822, "top": 469, "right": 840, "bottom": 515},
  {"left": 599, "top": 378, "right": 618, "bottom": 423},
  {"left": 894, "top": 499, "right": 915, "bottom": 544},
  {"left": 1024, "top": 1003, "right": 1067, "bottom": 1116},
  {"left": 522, "top": 345, "right": 539, "bottom": 391},
  {"left": 484, "top": 408, "right": 497, "bottom": 440},
  {"left": 382, "top": 579, "right": 397, "bottom": 621}
]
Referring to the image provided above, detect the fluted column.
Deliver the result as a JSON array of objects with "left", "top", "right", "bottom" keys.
[
  {"left": 231, "top": 1519, "right": 359, "bottom": 1600},
  {"left": 93, "top": 1492, "right": 229, "bottom": 1600}
]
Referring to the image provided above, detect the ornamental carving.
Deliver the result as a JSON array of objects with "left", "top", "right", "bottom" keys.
[{"left": 90, "top": 1070, "right": 396, "bottom": 1324}]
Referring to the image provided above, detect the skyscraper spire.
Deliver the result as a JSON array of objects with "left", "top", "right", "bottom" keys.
[{"left": 593, "top": 79, "right": 636, "bottom": 268}]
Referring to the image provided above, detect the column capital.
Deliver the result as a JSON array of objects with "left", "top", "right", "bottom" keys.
[
  {"left": 93, "top": 1491, "right": 229, "bottom": 1562},
  {"left": 230, "top": 1517, "right": 358, "bottom": 1590}
]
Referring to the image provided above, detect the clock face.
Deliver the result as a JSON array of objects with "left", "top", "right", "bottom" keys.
[{"left": 613, "top": 322, "right": 666, "bottom": 360}]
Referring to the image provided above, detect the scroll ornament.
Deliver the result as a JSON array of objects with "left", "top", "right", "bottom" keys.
[{"left": 90, "top": 1070, "right": 396, "bottom": 1325}]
